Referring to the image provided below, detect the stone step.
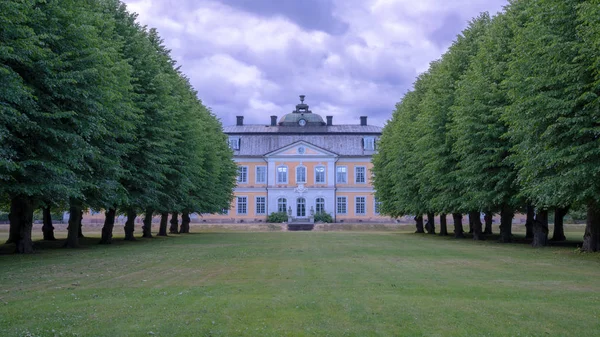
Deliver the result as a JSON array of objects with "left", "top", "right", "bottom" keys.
[{"left": 287, "top": 224, "right": 314, "bottom": 231}]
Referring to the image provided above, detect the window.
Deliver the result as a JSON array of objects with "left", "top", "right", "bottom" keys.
[
  {"left": 315, "top": 166, "right": 326, "bottom": 184},
  {"left": 336, "top": 166, "right": 347, "bottom": 183},
  {"left": 220, "top": 208, "right": 229, "bottom": 215},
  {"left": 374, "top": 198, "right": 381, "bottom": 215},
  {"left": 256, "top": 197, "right": 266, "bottom": 215},
  {"left": 256, "top": 166, "right": 266, "bottom": 184},
  {"left": 237, "top": 166, "right": 248, "bottom": 183},
  {"left": 316, "top": 197, "right": 325, "bottom": 213},
  {"left": 277, "top": 166, "right": 288, "bottom": 184},
  {"left": 228, "top": 137, "right": 240, "bottom": 150},
  {"left": 337, "top": 197, "right": 347, "bottom": 214},
  {"left": 296, "top": 166, "right": 306, "bottom": 183},
  {"left": 355, "top": 166, "right": 366, "bottom": 183},
  {"left": 278, "top": 198, "right": 287, "bottom": 213},
  {"left": 237, "top": 197, "right": 247, "bottom": 215},
  {"left": 355, "top": 196, "right": 366, "bottom": 215},
  {"left": 363, "top": 137, "right": 375, "bottom": 151}
]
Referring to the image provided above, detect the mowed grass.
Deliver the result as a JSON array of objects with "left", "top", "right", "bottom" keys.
[{"left": 1, "top": 226, "right": 600, "bottom": 336}]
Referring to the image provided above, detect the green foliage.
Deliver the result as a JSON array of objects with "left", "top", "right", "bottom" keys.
[
  {"left": 267, "top": 212, "right": 288, "bottom": 223},
  {"left": 0, "top": 0, "right": 236, "bottom": 249},
  {"left": 314, "top": 211, "right": 333, "bottom": 223}
]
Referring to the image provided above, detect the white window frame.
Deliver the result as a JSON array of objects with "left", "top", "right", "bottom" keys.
[
  {"left": 277, "top": 165, "right": 288, "bottom": 184},
  {"left": 296, "top": 165, "right": 307, "bottom": 184},
  {"left": 355, "top": 166, "right": 366, "bottom": 184},
  {"left": 363, "top": 137, "right": 375, "bottom": 151},
  {"left": 277, "top": 197, "right": 287, "bottom": 213},
  {"left": 255, "top": 196, "right": 266, "bottom": 215},
  {"left": 355, "top": 196, "right": 366, "bottom": 215},
  {"left": 255, "top": 166, "right": 267, "bottom": 184},
  {"left": 374, "top": 197, "right": 381, "bottom": 215},
  {"left": 237, "top": 166, "right": 248, "bottom": 184},
  {"left": 315, "top": 197, "right": 325, "bottom": 213},
  {"left": 237, "top": 196, "right": 247, "bottom": 215},
  {"left": 337, "top": 196, "right": 347, "bottom": 214},
  {"left": 336, "top": 166, "right": 347, "bottom": 184},
  {"left": 228, "top": 136, "right": 240, "bottom": 150},
  {"left": 315, "top": 165, "right": 326, "bottom": 184}
]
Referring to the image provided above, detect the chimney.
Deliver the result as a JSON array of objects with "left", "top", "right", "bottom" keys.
[
  {"left": 236, "top": 116, "right": 244, "bottom": 126},
  {"left": 270, "top": 115, "right": 277, "bottom": 126},
  {"left": 360, "top": 116, "right": 367, "bottom": 126},
  {"left": 326, "top": 116, "right": 333, "bottom": 126}
]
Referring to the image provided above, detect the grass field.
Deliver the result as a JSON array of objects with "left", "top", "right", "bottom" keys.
[{"left": 1, "top": 225, "right": 599, "bottom": 336}]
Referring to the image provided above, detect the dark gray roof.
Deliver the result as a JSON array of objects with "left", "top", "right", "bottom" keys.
[
  {"left": 227, "top": 133, "right": 380, "bottom": 157},
  {"left": 223, "top": 124, "right": 382, "bottom": 134}
]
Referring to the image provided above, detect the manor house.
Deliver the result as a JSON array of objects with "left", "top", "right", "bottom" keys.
[{"left": 205, "top": 95, "right": 390, "bottom": 223}]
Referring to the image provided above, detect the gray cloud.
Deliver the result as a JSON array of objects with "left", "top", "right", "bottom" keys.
[{"left": 124, "top": 0, "right": 509, "bottom": 127}]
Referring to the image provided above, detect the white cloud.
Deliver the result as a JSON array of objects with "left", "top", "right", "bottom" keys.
[{"left": 122, "top": 0, "right": 509, "bottom": 126}]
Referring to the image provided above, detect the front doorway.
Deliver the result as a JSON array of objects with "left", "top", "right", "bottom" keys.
[{"left": 296, "top": 197, "right": 306, "bottom": 217}]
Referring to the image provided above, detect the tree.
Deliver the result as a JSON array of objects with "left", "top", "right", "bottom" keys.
[
  {"left": 505, "top": 0, "right": 600, "bottom": 251},
  {"left": 450, "top": 12, "right": 519, "bottom": 242}
]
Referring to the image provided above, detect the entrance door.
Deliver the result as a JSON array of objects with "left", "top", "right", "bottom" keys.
[{"left": 296, "top": 198, "right": 306, "bottom": 217}]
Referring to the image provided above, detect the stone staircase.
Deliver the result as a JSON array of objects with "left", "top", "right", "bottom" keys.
[{"left": 287, "top": 217, "right": 314, "bottom": 231}]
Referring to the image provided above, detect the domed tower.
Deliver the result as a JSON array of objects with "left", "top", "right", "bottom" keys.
[{"left": 278, "top": 95, "right": 326, "bottom": 126}]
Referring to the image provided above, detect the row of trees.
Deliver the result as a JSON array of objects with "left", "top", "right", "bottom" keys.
[
  {"left": 372, "top": 0, "right": 600, "bottom": 251},
  {"left": 0, "top": 0, "right": 238, "bottom": 253}
]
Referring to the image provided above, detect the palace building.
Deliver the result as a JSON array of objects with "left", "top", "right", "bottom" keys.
[{"left": 204, "top": 95, "right": 391, "bottom": 224}]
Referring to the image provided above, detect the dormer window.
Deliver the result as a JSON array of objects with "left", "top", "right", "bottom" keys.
[
  {"left": 363, "top": 137, "right": 375, "bottom": 151},
  {"left": 228, "top": 136, "right": 240, "bottom": 150}
]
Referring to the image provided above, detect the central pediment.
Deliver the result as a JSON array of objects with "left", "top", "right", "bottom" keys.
[{"left": 264, "top": 140, "right": 338, "bottom": 158}]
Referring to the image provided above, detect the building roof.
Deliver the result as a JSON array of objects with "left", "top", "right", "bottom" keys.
[
  {"left": 228, "top": 133, "right": 379, "bottom": 157},
  {"left": 223, "top": 124, "right": 382, "bottom": 135}
]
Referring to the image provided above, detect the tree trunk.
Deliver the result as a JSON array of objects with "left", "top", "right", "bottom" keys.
[
  {"left": 124, "top": 209, "right": 136, "bottom": 241},
  {"left": 42, "top": 206, "right": 56, "bottom": 241},
  {"left": 525, "top": 204, "right": 534, "bottom": 239},
  {"left": 438, "top": 213, "right": 448, "bottom": 236},
  {"left": 414, "top": 215, "right": 424, "bottom": 233},
  {"left": 158, "top": 212, "right": 169, "bottom": 236},
  {"left": 425, "top": 212, "right": 435, "bottom": 234},
  {"left": 532, "top": 209, "right": 549, "bottom": 247},
  {"left": 8, "top": 196, "right": 35, "bottom": 253},
  {"left": 551, "top": 206, "right": 569, "bottom": 242},
  {"left": 142, "top": 208, "right": 153, "bottom": 238},
  {"left": 470, "top": 211, "right": 484, "bottom": 241},
  {"left": 99, "top": 208, "right": 116, "bottom": 244},
  {"left": 483, "top": 212, "right": 493, "bottom": 235},
  {"left": 180, "top": 211, "right": 191, "bottom": 234},
  {"left": 452, "top": 213, "right": 464, "bottom": 238},
  {"left": 581, "top": 201, "right": 600, "bottom": 252},
  {"left": 498, "top": 204, "right": 514, "bottom": 243},
  {"left": 169, "top": 212, "right": 180, "bottom": 234},
  {"left": 78, "top": 210, "right": 84, "bottom": 238},
  {"left": 64, "top": 199, "right": 82, "bottom": 248}
]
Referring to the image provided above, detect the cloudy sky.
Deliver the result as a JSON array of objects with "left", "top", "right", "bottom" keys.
[{"left": 123, "top": 0, "right": 508, "bottom": 127}]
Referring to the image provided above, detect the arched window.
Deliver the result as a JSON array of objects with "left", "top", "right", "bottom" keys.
[
  {"left": 316, "top": 197, "right": 325, "bottom": 213},
  {"left": 278, "top": 198, "right": 287, "bottom": 213},
  {"left": 296, "top": 166, "right": 306, "bottom": 183}
]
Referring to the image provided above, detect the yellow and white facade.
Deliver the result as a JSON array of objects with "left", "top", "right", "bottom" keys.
[{"left": 205, "top": 96, "right": 391, "bottom": 223}]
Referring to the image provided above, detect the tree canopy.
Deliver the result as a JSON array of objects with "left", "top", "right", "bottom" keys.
[
  {"left": 0, "top": 0, "right": 237, "bottom": 253},
  {"left": 373, "top": 0, "right": 600, "bottom": 251}
]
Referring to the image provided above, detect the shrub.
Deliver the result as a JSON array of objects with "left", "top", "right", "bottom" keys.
[
  {"left": 267, "top": 211, "right": 288, "bottom": 223},
  {"left": 314, "top": 211, "right": 333, "bottom": 223}
]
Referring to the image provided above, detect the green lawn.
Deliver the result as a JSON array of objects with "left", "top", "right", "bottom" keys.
[{"left": 1, "top": 227, "right": 599, "bottom": 336}]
